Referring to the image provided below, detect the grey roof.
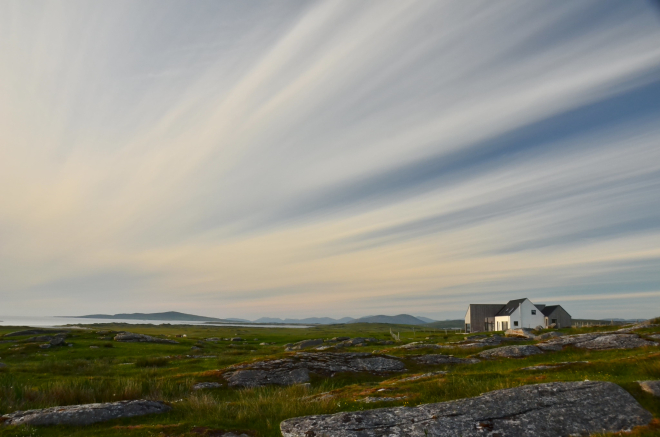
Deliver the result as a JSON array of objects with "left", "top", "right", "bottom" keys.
[
  {"left": 535, "top": 304, "right": 546, "bottom": 310},
  {"left": 495, "top": 298, "right": 528, "bottom": 316},
  {"left": 541, "top": 305, "right": 561, "bottom": 316}
]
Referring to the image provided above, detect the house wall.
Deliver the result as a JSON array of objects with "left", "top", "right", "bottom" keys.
[
  {"left": 465, "top": 304, "right": 504, "bottom": 333},
  {"left": 545, "top": 306, "right": 572, "bottom": 328},
  {"left": 495, "top": 300, "right": 545, "bottom": 330}
]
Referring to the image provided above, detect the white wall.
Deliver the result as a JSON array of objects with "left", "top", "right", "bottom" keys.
[{"left": 495, "top": 299, "right": 545, "bottom": 330}]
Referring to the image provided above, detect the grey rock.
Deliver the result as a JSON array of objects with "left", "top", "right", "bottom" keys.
[
  {"left": 394, "top": 342, "right": 449, "bottom": 350},
  {"left": 24, "top": 335, "right": 54, "bottom": 342},
  {"left": 505, "top": 328, "right": 538, "bottom": 339},
  {"left": 192, "top": 382, "right": 223, "bottom": 390},
  {"left": 522, "top": 361, "right": 589, "bottom": 370},
  {"left": 639, "top": 380, "right": 660, "bottom": 397},
  {"left": 231, "top": 337, "right": 243, "bottom": 342},
  {"left": 647, "top": 333, "right": 660, "bottom": 340},
  {"left": 395, "top": 371, "right": 447, "bottom": 383},
  {"left": 280, "top": 381, "right": 652, "bottom": 437},
  {"left": 330, "top": 337, "right": 350, "bottom": 342},
  {"left": 223, "top": 353, "right": 405, "bottom": 388},
  {"left": 0, "top": 362, "right": 6, "bottom": 368},
  {"left": 288, "top": 339, "right": 324, "bottom": 351},
  {"left": 537, "top": 331, "right": 563, "bottom": 340},
  {"left": 359, "top": 396, "right": 407, "bottom": 403},
  {"left": 49, "top": 336, "right": 67, "bottom": 346},
  {"left": 226, "top": 368, "right": 310, "bottom": 388},
  {"left": 412, "top": 354, "right": 480, "bottom": 365},
  {"left": 478, "top": 345, "right": 543, "bottom": 359},
  {"left": 39, "top": 344, "right": 51, "bottom": 349},
  {"left": 4, "top": 330, "right": 66, "bottom": 338},
  {"left": 534, "top": 325, "right": 544, "bottom": 331},
  {"left": 537, "top": 343, "right": 563, "bottom": 352},
  {"left": 114, "top": 333, "right": 178, "bottom": 344},
  {"left": 617, "top": 322, "right": 659, "bottom": 333},
  {"left": 538, "top": 333, "right": 657, "bottom": 351},
  {"left": 1, "top": 400, "right": 171, "bottom": 426}
]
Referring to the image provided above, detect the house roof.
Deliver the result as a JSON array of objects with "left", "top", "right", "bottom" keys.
[
  {"left": 495, "top": 298, "right": 528, "bottom": 316},
  {"left": 541, "top": 305, "right": 560, "bottom": 316},
  {"left": 535, "top": 304, "right": 546, "bottom": 310}
]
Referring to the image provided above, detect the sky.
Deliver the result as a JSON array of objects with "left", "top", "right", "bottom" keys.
[{"left": 1, "top": 1, "right": 660, "bottom": 321}]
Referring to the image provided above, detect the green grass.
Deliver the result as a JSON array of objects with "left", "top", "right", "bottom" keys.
[{"left": 0, "top": 322, "right": 659, "bottom": 436}]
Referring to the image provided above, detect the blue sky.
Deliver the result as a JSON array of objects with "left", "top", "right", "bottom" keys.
[{"left": 1, "top": 1, "right": 660, "bottom": 320}]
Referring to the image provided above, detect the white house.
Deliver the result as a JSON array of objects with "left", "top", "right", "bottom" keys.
[
  {"left": 464, "top": 298, "right": 571, "bottom": 333},
  {"left": 493, "top": 298, "right": 545, "bottom": 331}
]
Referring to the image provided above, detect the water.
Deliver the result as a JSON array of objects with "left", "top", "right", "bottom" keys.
[{"left": 0, "top": 315, "right": 310, "bottom": 329}]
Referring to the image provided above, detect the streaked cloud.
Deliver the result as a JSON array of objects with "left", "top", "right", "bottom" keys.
[{"left": 1, "top": 0, "right": 659, "bottom": 319}]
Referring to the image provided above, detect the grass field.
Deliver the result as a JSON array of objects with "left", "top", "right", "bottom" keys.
[{"left": 0, "top": 321, "right": 659, "bottom": 436}]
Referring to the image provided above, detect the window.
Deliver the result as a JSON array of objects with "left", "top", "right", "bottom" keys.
[
  {"left": 514, "top": 321, "right": 519, "bottom": 327},
  {"left": 531, "top": 310, "right": 536, "bottom": 315}
]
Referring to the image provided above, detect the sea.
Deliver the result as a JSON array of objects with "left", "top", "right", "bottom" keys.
[{"left": 0, "top": 315, "right": 309, "bottom": 329}]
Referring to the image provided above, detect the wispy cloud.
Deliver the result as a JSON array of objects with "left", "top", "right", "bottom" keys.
[{"left": 1, "top": 0, "right": 659, "bottom": 319}]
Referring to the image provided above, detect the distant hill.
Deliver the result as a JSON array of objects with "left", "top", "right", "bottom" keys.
[
  {"left": 424, "top": 319, "right": 465, "bottom": 329},
  {"left": 349, "top": 314, "right": 427, "bottom": 325},
  {"left": 253, "top": 317, "right": 355, "bottom": 324},
  {"left": 73, "top": 311, "right": 226, "bottom": 322},
  {"left": 415, "top": 316, "right": 437, "bottom": 323}
]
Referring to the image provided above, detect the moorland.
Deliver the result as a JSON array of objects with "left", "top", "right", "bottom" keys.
[{"left": 0, "top": 320, "right": 659, "bottom": 436}]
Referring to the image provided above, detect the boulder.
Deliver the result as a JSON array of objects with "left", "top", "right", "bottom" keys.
[
  {"left": 1, "top": 400, "right": 171, "bottom": 426},
  {"left": 24, "top": 335, "right": 54, "bottom": 342},
  {"left": 49, "top": 336, "right": 67, "bottom": 347},
  {"left": 114, "top": 333, "right": 178, "bottom": 344},
  {"left": 411, "top": 354, "right": 480, "bottom": 365},
  {"left": 535, "top": 325, "right": 544, "bottom": 331},
  {"left": 192, "top": 382, "right": 223, "bottom": 390},
  {"left": 0, "top": 362, "right": 6, "bottom": 368},
  {"left": 280, "top": 381, "right": 653, "bottom": 437},
  {"left": 538, "top": 333, "right": 657, "bottom": 351},
  {"left": 231, "top": 337, "right": 243, "bottom": 342},
  {"left": 226, "top": 368, "right": 310, "bottom": 388},
  {"left": 394, "top": 342, "right": 449, "bottom": 350},
  {"left": 286, "top": 339, "right": 323, "bottom": 351},
  {"left": 638, "top": 380, "right": 660, "bottom": 397},
  {"left": 223, "top": 353, "right": 405, "bottom": 388},
  {"left": 537, "top": 331, "right": 563, "bottom": 340},
  {"left": 505, "top": 328, "right": 537, "bottom": 339},
  {"left": 522, "top": 361, "right": 589, "bottom": 371},
  {"left": 4, "top": 330, "right": 66, "bottom": 338},
  {"left": 330, "top": 337, "right": 350, "bottom": 342},
  {"left": 478, "top": 345, "right": 542, "bottom": 359},
  {"left": 617, "top": 321, "right": 658, "bottom": 333}
]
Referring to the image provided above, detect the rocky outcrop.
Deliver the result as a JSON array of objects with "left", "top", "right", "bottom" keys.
[
  {"left": 223, "top": 353, "right": 406, "bottom": 388},
  {"left": 505, "top": 328, "right": 538, "bottom": 339},
  {"left": 538, "top": 333, "right": 657, "bottom": 351},
  {"left": 394, "top": 342, "right": 449, "bottom": 350},
  {"left": 395, "top": 371, "right": 447, "bottom": 383},
  {"left": 285, "top": 339, "right": 323, "bottom": 351},
  {"left": 478, "top": 345, "right": 542, "bottom": 359},
  {"left": 617, "top": 322, "right": 658, "bottom": 333},
  {"left": 226, "top": 368, "right": 310, "bottom": 388},
  {"left": 522, "top": 361, "right": 589, "bottom": 371},
  {"left": 280, "top": 381, "right": 652, "bottom": 437},
  {"left": 639, "top": 380, "right": 660, "bottom": 397},
  {"left": 537, "top": 331, "right": 563, "bottom": 340},
  {"left": 4, "top": 329, "right": 67, "bottom": 337},
  {"left": 411, "top": 355, "right": 480, "bottom": 365},
  {"left": 192, "top": 382, "right": 223, "bottom": 390},
  {"left": 1, "top": 400, "right": 171, "bottom": 426},
  {"left": 114, "top": 333, "right": 179, "bottom": 344}
]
